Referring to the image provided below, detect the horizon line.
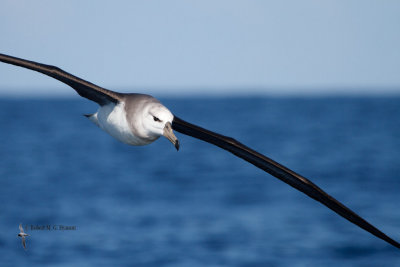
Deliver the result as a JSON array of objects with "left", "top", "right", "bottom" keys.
[{"left": 1, "top": 85, "right": 400, "bottom": 99}]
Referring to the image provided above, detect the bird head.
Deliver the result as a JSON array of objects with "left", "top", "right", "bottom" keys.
[{"left": 145, "top": 103, "right": 179, "bottom": 150}]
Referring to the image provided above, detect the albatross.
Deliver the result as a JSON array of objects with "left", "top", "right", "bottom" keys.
[
  {"left": 18, "top": 224, "right": 29, "bottom": 250},
  {"left": 1, "top": 53, "right": 399, "bottom": 250}
]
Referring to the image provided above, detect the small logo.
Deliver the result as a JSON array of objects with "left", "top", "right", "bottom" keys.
[{"left": 18, "top": 224, "right": 29, "bottom": 250}]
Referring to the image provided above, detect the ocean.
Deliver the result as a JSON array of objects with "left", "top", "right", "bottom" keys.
[{"left": 0, "top": 96, "right": 399, "bottom": 266}]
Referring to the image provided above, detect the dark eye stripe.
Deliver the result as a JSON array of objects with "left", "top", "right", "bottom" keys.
[{"left": 153, "top": 116, "right": 161, "bottom": 122}]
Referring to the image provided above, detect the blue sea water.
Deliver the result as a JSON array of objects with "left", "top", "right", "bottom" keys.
[{"left": 0, "top": 96, "right": 399, "bottom": 266}]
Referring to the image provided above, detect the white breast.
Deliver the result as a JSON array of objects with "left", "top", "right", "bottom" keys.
[{"left": 93, "top": 103, "right": 149, "bottom": 145}]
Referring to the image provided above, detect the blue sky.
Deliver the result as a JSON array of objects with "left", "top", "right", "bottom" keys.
[{"left": 0, "top": 1, "right": 399, "bottom": 96}]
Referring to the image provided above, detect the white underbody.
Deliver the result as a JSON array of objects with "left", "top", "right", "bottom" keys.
[{"left": 89, "top": 103, "right": 153, "bottom": 146}]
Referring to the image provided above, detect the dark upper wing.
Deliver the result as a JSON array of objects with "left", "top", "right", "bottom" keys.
[
  {"left": 172, "top": 115, "right": 400, "bottom": 249},
  {"left": 0, "top": 53, "right": 122, "bottom": 105},
  {"left": 22, "top": 237, "right": 26, "bottom": 250}
]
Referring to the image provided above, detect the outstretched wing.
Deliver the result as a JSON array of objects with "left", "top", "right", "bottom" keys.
[
  {"left": 172, "top": 115, "right": 400, "bottom": 249},
  {"left": 22, "top": 237, "right": 27, "bottom": 250},
  {"left": 0, "top": 53, "right": 122, "bottom": 106},
  {"left": 19, "top": 224, "right": 24, "bottom": 233}
]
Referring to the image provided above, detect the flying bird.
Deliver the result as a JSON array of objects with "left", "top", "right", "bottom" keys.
[
  {"left": 1, "top": 53, "right": 399, "bottom": 250},
  {"left": 18, "top": 224, "right": 29, "bottom": 250}
]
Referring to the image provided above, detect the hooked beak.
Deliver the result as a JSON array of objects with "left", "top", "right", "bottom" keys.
[{"left": 163, "top": 122, "right": 180, "bottom": 151}]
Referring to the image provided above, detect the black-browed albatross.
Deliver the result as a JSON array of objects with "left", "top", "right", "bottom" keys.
[{"left": 1, "top": 53, "right": 399, "bottom": 250}]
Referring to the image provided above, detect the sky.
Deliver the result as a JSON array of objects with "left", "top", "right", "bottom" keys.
[{"left": 0, "top": 1, "right": 399, "bottom": 96}]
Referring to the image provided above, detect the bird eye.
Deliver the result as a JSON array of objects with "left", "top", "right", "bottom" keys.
[{"left": 153, "top": 116, "right": 161, "bottom": 122}]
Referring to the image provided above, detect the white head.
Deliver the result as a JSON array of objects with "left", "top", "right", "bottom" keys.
[{"left": 140, "top": 100, "right": 180, "bottom": 150}]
